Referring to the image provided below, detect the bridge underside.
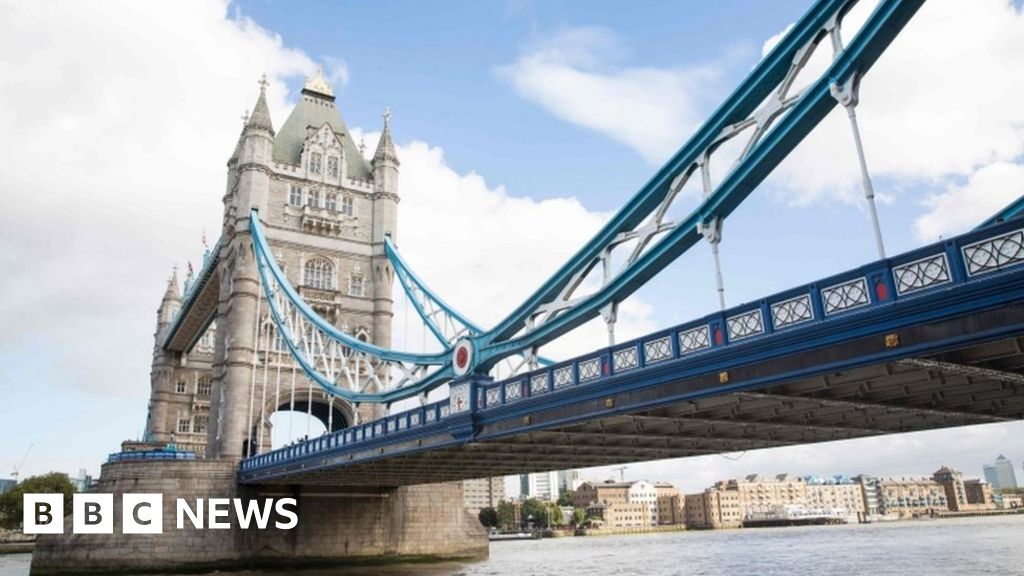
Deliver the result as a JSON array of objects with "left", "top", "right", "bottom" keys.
[{"left": 248, "top": 305, "right": 1024, "bottom": 486}]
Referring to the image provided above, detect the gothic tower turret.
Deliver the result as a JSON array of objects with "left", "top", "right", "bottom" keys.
[
  {"left": 147, "top": 268, "right": 181, "bottom": 444},
  {"left": 208, "top": 76, "right": 277, "bottom": 460},
  {"left": 370, "top": 111, "right": 399, "bottom": 417}
]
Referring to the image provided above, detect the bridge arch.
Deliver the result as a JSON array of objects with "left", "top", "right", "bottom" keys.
[{"left": 255, "top": 383, "right": 356, "bottom": 451}]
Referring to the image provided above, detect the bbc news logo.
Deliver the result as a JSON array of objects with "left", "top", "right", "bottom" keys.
[{"left": 23, "top": 494, "right": 298, "bottom": 534}]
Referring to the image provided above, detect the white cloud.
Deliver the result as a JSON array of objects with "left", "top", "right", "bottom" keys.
[
  {"left": 0, "top": 0, "right": 316, "bottom": 397},
  {"left": 914, "top": 162, "right": 1024, "bottom": 241},
  {"left": 497, "top": 26, "right": 721, "bottom": 164},
  {"left": 767, "top": 0, "right": 1024, "bottom": 214},
  {"left": 323, "top": 55, "right": 350, "bottom": 87}
]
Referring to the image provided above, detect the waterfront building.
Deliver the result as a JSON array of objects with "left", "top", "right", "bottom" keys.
[
  {"left": 575, "top": 479, "right": 682, "bottom": 525},
  {"left": 462, "top": 477, "right": 505, "bottom": 514},
  {"left": 933, "top": 466, "right": 969, "bottom": 511},
  {"left": 655, "top": 482, "right": 684, "bottom": 525},
  {"left": 684, "top": 493, "right": 709, "bottom": 528},
  {"left": 878, "top": 477, "right": 947, "bottom": 519},
  {"left": 962, "top": 479, "right": 996, "bottom": 508},
  {"left": 853, "top": 475, "right": 881, "bottom": 519},
  {"left": 999, "top": 493, "right": 1022, "bottom": 509},
  {"left": 803, "top": 475, "right": 866, "bottom": 523},
  {"left": 584, "top": 502, "right": 652, "bottom": 530},
  {"left": 722, "top": 474, "right": 807, "bottom": 520},
  {"left": 982, "top": 455, "right": 1018, "bottom": 489},
  {"left": 683, "top": 487, "right": 743, "bottom": 529}
]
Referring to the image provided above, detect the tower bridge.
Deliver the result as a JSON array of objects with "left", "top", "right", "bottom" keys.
[{"left": 32, "top": 0, "right": 1024, "bottom": 573}]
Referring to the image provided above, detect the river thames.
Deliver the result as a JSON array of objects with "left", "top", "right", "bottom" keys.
[{"left": 1, "top": 515, "right": 1021, "bottom": 576}]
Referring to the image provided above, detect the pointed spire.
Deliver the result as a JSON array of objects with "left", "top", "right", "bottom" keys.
[
  {"left": 372, "top": 107, "right": 399, "bottom": 166},
  {"left": 163, "top": 265, "right": 181, "bottom": 302},
  {"left": 246, "top": 74, "right": 275, "bottom": 135}
]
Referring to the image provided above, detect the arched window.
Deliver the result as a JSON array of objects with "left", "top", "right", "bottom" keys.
[
  {"left": 304, "top": 258, "right": 334, "bottom": 290},
  {"left": 327, "top": 156, "right": 339, "bottom": 178},
  {"left": 348, "top": 273, "right": 364, "bottom": 297},
  {"left": 309, "top": 152, "right": 322, "bottom": 175}
]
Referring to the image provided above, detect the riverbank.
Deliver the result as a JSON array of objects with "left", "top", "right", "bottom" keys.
[
  {"left": 574, "top": 525, "right": 687, "bottom": 537},
  {"left": 0, "top": 544, "right": 32, "bottom": 556}
]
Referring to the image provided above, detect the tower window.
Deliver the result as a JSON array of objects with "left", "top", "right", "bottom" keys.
[
  {"left": 197, "top": 377, "right": 211, "bottom": 396},
  {"left": 178, "top": 418, "right": 191, "bottom": 434},
  {"left": 341, "top": 196, "right": 354, "bottom": 216},
  {"left": 307, "top": 189, "right": 320, "bottom": 209},
  {"left": 327, "top": 156, "right": 339, "bottom": 178},
  {"left": 310, "top": 152, "right": 322, "bottom": 175},
  {"left": 194, "top": 416, "right": 208, "bottom": 434},
  {"left": 304, "top": 258, "right": 334, "bottom": 290},
  {"left": 349, "top": 274, "right": 365, "bottom": 297},
  {"left": 175, "top": 380, "right": 187, "bottom": 394},
  {"left": 325, "top": 193, "right": 337, "bottom": 211},
  {"left": 289, "top": 185, "right": 302, "bottom": 206}
]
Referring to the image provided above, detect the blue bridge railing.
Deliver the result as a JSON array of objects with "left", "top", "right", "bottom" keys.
[{"left": 108, "top": 450, "right": 197, "bottom": 464}]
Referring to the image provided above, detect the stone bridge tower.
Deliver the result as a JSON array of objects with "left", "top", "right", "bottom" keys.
[
  {"left": 141, "top": 71, "right": 398, "bottom": 461},
  {"left": 208, "top": 71, "right": 397, "bottom": 460}
]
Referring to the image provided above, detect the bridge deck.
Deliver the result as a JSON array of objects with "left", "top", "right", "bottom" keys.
[{"left": 240, "top": 220, "right": 1024, "bottom": 487}]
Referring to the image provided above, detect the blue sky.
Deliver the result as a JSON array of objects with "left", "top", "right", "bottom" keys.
[{"left": 1, "top": 0, "right": 1023, "bottom": 493}]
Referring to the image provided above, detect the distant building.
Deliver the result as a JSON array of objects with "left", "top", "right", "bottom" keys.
[
  {"left": 982, "top": 455, "right": 1018, "bottom": 490},
  {"left": 853, "top": 475, "right": 881, "bottom": 519},
  {"left": 683, "top": 487, "right": 742, "bottom": 529},
  {"left": 933, "top": 466, "right": 996, "bottom": 512},
  {"left": 933, "top": 466, "right": 969, "bottom": 511},
  {"left": 803, "top": 475, "right": 866, "bottom": 523},
  {"left": 519, "top": 471, "right": 560, "bottom": 502},
  {"left": 999, "top": 493, "right": 1023, "bottom": 509},
  {"left": 655, "top": 482, "right": 684, "bottom": 525},
  {"left": 963, "top": 479, "right": 996, "bottom": 508},
  {"left": 69, "top": 469, "right": 93, "bottom": 492},
  {"left": 0, "top": 479, "right": 16, "bottom": 494},
  {"left": 722, "top": 474, "right": 807, "bottom": 520},
  {"left": 462, "top": 477, "right": 505, "bottom": 514},
  {"left": 575, "top": 479, "right": 682, "bottom": 526},
  {"left": 557, "top": 469, "right": 583, "bottom": 493},
  {"left": 878, "top": 477, "right": 947, "bottom": 519},
  {"left": 585, "top": 502, "right": 652, "bottom": 530}
]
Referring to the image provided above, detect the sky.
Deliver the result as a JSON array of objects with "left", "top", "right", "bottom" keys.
[{"left": 0, "top": 0, "right": 1023, "bottom": 494}]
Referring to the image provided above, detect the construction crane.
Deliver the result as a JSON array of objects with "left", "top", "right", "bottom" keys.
[
  {"left": 612, "top": 466, "right": 628, "bottom": 482},
  {"left": 11, "top": 443, "right": 33, "bottom": 481}
]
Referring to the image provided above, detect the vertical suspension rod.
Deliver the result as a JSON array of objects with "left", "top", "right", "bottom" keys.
[{"left": 830, "top": 20, "right": 885, "bottom": 259}]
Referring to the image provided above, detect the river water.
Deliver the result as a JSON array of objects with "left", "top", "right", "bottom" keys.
[{"left": 2, "top": 515, "right": 1021, "bottom": 576}]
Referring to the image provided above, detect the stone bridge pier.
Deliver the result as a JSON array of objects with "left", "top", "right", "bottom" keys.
[{"left": 31, "top": 459, "right": 487, "bottom": 574}]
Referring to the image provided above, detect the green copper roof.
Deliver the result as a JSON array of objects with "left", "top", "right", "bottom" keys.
[{"left": 272, "top": 90, "right": 371, "bottom": 180}]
